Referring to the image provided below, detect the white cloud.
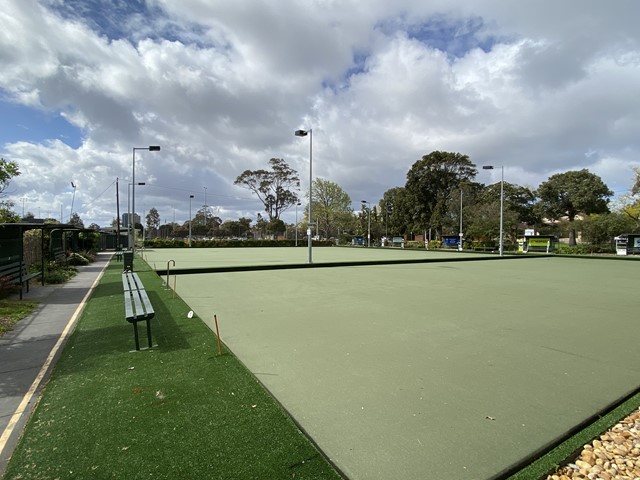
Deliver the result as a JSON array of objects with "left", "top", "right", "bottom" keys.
[{"left": 1, "top": 0, "right": 639, "bottom": 226}]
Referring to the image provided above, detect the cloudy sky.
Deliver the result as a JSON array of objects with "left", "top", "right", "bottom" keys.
[{"left": 1, "top": 0, "right": 639, "bottom": 227}]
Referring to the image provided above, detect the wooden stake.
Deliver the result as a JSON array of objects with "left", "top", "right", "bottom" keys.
[{"left": 214, "top": 315, "right": 223, "bottom": 356}]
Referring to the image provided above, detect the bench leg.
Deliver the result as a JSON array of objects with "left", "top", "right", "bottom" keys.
[
  {"left": 132, "top": 322, "right": 140, "bottom": 351},
  {"left": 146, "top": 319, "right": 153, "bottom": 349}
]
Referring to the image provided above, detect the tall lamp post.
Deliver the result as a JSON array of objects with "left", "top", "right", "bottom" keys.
[
  {"left": 482, "top": 165, "right": 504, "bottom": 256},
  {"left": 295, "top": 129, "right": 313, "bottom": 264},
  {"left": 361, "top": 200, "right": 371, "bottom": 247},
  {"left": 458, "top": 187, "right": 463, "bottom": 252},
  {"left": 70, "top": 181, "right": 76, "bottom": 222},
  {"left": 189, "top": 194, "right": 194, "bottom": 247},
  {"left": 128, "top": 182, "right": 146, "bottom": 247},
  {"left": 132, "top": 146, "right": 160, "bottom": 253}
]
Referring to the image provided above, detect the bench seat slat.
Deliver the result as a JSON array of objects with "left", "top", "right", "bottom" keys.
[{"left": 0, "top": 260, "right": 42, "bottom": 300}]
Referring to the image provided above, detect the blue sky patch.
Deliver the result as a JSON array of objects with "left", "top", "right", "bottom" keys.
[
  {"left": 378, "top": 14, "right": 500, "bottom": 60},
  {"left": 49, "top": 0, "right": 211, "bottom": 47},
  {"left": 0, "top": 98, "right": 83, "bottom": 149}
]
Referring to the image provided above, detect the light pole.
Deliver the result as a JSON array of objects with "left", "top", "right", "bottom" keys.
[
  {"left": 361, "top": 200, "right": 371, "bottom": 247},
  {"left": 295, "top": 202, "right": 301, "bottom": 247},
  {"left": 128, "top": 182, "right": 145, "bottom": 246},
  {"left": 70, "top": 182, "right": 76, "bottom": 222},
  {"left": 482, "top": 165, "right": 504, "bottom": 256},
  {"left": 295, "top": 129, "right": 313, "bottom": 264},
  {"left": 458, "top": 187, "right": 463, "bottom": 252},
  {"left": 203, "top": 186, "right": 208, "bottom": 225},
  {"left": 132, "top": 146, "right": 160, "bottom": 253},
  {"left": 189, "top": 194, "right": 194, "bottom": 247}
]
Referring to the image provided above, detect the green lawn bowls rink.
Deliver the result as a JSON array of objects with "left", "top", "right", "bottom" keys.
[{"left": 143, "top": 248, "right": 640, "bottom": 480}]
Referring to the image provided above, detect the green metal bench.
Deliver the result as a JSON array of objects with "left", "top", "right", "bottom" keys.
[
  {"left": 122, "top": 272, "right": 155, "bottom": 351},
  {"left": 53, "top": 249, "right": 67, "bottom": 265},
  {"left": 0, "top": 260, "right": 42, "bottom": 300}
]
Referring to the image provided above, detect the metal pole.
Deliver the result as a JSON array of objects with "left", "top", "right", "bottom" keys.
[
  {"left": 459, "top": 188, "right": 463, "bottom": 251},
  {"left": 189, "top": 195, "right": 193, "bottom": 247},
  {"left": 367, "top": 207, "right": 371, "bottom": 247},
  {"left": 499, "top": 166, "right": 504, "bottom": 256},
  {"left": 131, "top": 148, "right": 136, "bottom": 251},
  {"left": 295, "top": 202, "right": 298, "bottom": 247},
  {"left": 308, "top": 129, "right": 313, "bottom": 264}
]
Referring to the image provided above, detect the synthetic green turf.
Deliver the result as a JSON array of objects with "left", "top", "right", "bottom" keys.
[
  {"left": 169, "top": 254, "right": 640, "bottom": 479},
  {"left": 3, "top": 261, "right": 342, "bottom": 480}
]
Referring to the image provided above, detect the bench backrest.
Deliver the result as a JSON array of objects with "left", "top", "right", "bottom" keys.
[{"left": 0, "top": 261, "right": 28, "bottom": 281}]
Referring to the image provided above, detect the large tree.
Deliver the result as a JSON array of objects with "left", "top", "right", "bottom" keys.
[
  {"left": 536, "top": 169, "right": 613, "bottom": 245},
  {"left": 0, "top": 158, "right": 20, "bottom": 222},
  {"left": 309, "top": 178, "right": 352, "bottom": 238},
  {"left": 0, "top": 158, "right": 20, "bottom": 195},
  {"left": 468, "top": 182, "right": 539, "bottom": 243},
  {"left": 235, "top": 158, "right": 300, "bottom": 220},
  {"left": 69, "top": 212, "right": 84, "bottom": 228},
  {"left": 381, "top": 187, "right": 414, "bottom": 236},
  {"left": 404, "top": 151, "right": 477, "bottom": 238},
  {"left": 146, "top": 208, "right": 160, "bottom": 230},
  {"left": 621, "top": 167, "right": 640, "bottom": 225}
]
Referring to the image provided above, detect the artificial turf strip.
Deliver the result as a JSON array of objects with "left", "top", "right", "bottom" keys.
[
  {"left": 4, "top": 261, "right": 342, "bottom": 480},
  {"left": 506, "top": 390, "right": 640, "bottom": 479}
]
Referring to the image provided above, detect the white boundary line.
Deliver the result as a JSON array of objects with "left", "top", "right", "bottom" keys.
[{"left": 0, "top": 262, "right": 108, "bottom": 458}]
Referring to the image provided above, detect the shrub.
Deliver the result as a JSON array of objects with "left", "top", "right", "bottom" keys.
[
  {"left": 555, "top": 244, "right": 615, "bottom": 255},
  {"left": 144, "top": 238, "right": 335, "bottom": 248},
  {"left": 67, "top": 253, "right": 90, "bottom": 266},
  {"left": 44, "top": 263, "right": 77, "bottom": 284}
]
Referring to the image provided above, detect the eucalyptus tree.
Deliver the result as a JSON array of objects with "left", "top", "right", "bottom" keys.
[
  {"left": 536, "top": 169, "right": 612, "bottom": 245},
  {"left": 235, "top": 158, "right": 300, "bottom": 220},
  {"left": 404, "top": 151, "right": 477, "bottom": 239}
]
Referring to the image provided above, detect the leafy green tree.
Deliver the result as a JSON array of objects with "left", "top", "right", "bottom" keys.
[
  {"left": 0, "top": 201, "right": 19, "bottom": 223},
  {"left": 69, "top": 212, "right": 84, "bottom": 228},
  {"left": 192, "top": 207, "right": 221, "bottom": 236},
  {"left": 219, "top": 218, "right": 252, "bottom": 238},
  {"left": 255, "top": 213, "right": 268, "bottom": 238},
  {"left": 235, "top": 158, "right": 300, "bottom": 220},
  {"left": 381, "top": 186, "right": 417, "bottom": 236},
  {"left": 404, "top": 151, "right": 477, "bottom": 238},
  {"left": 581, "top": 213, "right": 638, "bottom": 245},
  {"left": 266, "top": 218, "right": 285, "bottom": 236},
  {"left": 536, "top": 169, "right": 613, "bottom": 245},
  {"left": 0, "top": 158, "right": 20, "bottom": 195},
  {"left": 620, "top": 167, "right": 640, "bottom": 225},
  {"left": 146, "top": 208, "right": 160, "bottom": 231},
  {"left": 0, "top": 158, "right": 20, "bottom": 222},
  {"left": 308, "top": 178, "right": 352, "bottom": 238},
  {"left": 468, "top": 182, "right": 538, "bottom": 244}
]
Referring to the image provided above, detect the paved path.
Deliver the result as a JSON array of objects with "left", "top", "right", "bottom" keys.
[{"left": 0, "top": 253, "right": 110, "bottom": 476}]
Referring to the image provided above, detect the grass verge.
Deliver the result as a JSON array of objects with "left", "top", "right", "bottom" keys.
[
  {"left": 3, "top": 260, "right": 342, "bottom": 480},
  {"left": 0, "top": 300, "right": 39, "bottom": 336}
]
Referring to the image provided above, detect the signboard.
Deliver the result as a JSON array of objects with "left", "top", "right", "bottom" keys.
[
  {"left": 527, "top": 238, "right": 550, "bottom": 247},
  {"left": 442, "top": 236, "right": 460, "bottom": 247}
]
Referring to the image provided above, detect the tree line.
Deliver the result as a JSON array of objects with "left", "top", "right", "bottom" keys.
[
  {"left": 233, "top": 152, "right": 640, "bottom": 248},
  {"left": 2, "top": 153, "right": 639, "bottom": 248}
]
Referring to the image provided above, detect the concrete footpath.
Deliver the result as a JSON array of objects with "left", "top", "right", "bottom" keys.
[{"left": 0, "top": 253, "right": 110, "bottom": 476}]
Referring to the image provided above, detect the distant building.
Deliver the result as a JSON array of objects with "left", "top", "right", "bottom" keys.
[{"left": 122, "top": 213, "right": 141, "bottom": 228}]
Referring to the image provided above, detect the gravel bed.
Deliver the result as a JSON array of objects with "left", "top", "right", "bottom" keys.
[{"left": 547, "top": 408, "right": 640, "bottom": 479}]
